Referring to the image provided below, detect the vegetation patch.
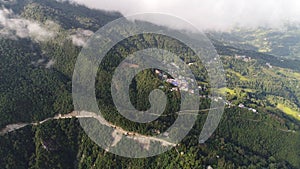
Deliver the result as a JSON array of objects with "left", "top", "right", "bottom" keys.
[
  {"left": 227, "top": 70, "right": 249, "bottom": 81},
  {"left": 218, "top": 87, "right": 235, "bottom": 95},
  {"left": 277, "top": 104, "right": 300, "bottom": 121}
]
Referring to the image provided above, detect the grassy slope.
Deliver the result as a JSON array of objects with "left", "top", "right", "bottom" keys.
[{"left": 277, "top": 104, "right": 300, "bottom": 121}]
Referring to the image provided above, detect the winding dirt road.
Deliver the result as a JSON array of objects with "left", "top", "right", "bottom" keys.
[{"left": 0, "top": 111, "right": 177, "bottom": 147}]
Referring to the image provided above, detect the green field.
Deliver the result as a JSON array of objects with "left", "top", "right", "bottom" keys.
[
  {"left": 218, "top": 87, "right": 235, "bottom": 95},
  {"left": 228, "top": 70, "right": 249, "bottom": 81},
  {"left": 277, "top": 104, "right": 300, "bottom": 121},
  {"left": 277, "top": 68, "right": 300, "bottom": 80}
]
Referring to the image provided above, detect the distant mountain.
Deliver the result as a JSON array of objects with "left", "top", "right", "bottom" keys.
[{"left": 208, "top": 24, "right": 300, "bottom": 60}]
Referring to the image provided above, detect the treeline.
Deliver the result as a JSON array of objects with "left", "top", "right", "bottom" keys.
[
  {"left": 3, "top": 0, "right": 122, "bottom": 31},
  {"left": 0, "top": 107, "right": 299, "bottom": 168},
  {"left": 0, "top": 38, "right": 73, "bottom": 128}
]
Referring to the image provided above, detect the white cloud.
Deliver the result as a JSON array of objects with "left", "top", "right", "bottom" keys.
[
  {"left": 70, "top": 29, "right": 94, "bottom": 46},
  {"left": 72, "top": 0, "right": 300, "bottom": 31},
  {"left": 0, "top": 7, "right": 58, "bottom": 41}
]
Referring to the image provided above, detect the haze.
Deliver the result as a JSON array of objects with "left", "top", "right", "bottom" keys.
[{"left": 73, "top": 0, "right": 300, "bottom": 31}]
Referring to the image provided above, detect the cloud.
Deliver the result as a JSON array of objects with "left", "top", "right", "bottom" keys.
[
  {"left": 72, "top": 0, "right": 300, "bottom": 31},
  {"left": 0, "top": 7, "right": 58, "bottom": 41},
  {"left": 0, "top": 6, "right": 93, "bottom": 46},
  {"left": 70, "top": 29, "right": 94, "bottom": 46}
]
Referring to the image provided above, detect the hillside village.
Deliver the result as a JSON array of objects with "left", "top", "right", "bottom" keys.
[{"left": 152, "top": 61, "right": 258, "bottom": 114}]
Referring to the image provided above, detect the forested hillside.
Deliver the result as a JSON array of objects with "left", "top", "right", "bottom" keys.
[{"left": 0, "top": 0, "right": 299, "bottom": 168}]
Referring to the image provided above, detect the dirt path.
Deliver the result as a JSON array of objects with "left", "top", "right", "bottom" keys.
[
  {"left": 1, "top": 107, "right": 297, "bottom": 147},
  {"left": 0, "top": 111, "right": 177, "bottom": 147},
  {"left": 0, "top": 123, "right": 29, "bottom": 135}
]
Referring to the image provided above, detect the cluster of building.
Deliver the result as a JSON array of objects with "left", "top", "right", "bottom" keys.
[
  {"left": 235, "top": 54, "right": 252, "bottom": 62},
  {"left": 238, "top": 103, "right": 258, "bottom": 113},
  {"left": 248, "top": 108, "right": 258, "bottom": 113},
  {"left": 155, "top": 67, "right": 196, "bottom": 94},
  {"left": 207, "top": 96, "right": 258, "bottom": 114},
  {"left": 154, "top": 62, "right": 259, "bottom": 115}
]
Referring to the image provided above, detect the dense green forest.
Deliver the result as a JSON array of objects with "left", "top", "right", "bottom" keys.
[{"left": 0, "top": 0, "right": 299, "bottom": 168}]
